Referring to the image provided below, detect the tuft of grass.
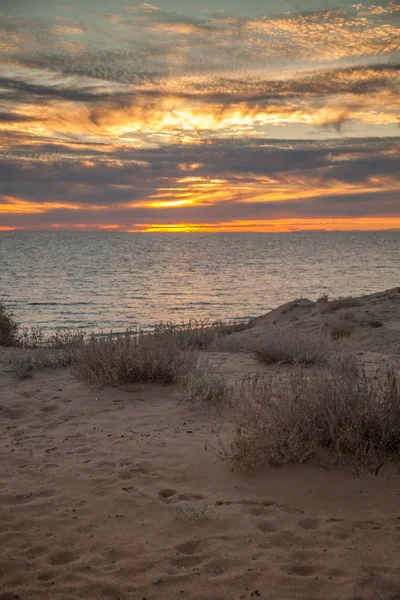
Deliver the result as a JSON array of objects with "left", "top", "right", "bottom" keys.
[
  {"left": 251, "top": 328, "right": 334, "bottom": 366},
  {"left": 316, "top": 293, "right": 330, "bottom": 304},
  {"left": 0, "top": 302, "right": 20, "bottom": 347},
  {"left": 73, "top": 331, "right": 196, "bottom": 387},
  {"left": 327, "top": 318, "right": 356, "bottom": 340},
  {"left": 222, "top": 359, "right": 400, "bottom": 473},
  {"left": 319, "top": 296, "right": 362, "bottom": 313},
  {"left": 10, "top": 345, "right": 79, "bottom": 377},
  {"left": 12, "top": 355, "right": 34, "bottom": 379},
  {"left": 175, "top": 359, "right": 230, "bottom": 407}
]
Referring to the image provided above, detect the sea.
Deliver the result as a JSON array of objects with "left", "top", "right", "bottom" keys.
[{"left": 1, "top": 231, "right": 399, "bottom": 333}]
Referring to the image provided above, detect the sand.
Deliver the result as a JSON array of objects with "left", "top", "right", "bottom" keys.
[{"left": 1, "top": 288, "right": 400, "bottom": 600}]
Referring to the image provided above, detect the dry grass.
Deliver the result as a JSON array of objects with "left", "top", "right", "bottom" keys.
[
  {"left": 10, "top": 345, "right": 80, "bottom": 378},
  {"left": 327, "top": 318, "right": 357, "bottom": 340},
  {"left": 175, "top": 359, "right": 230, "bottom": 407},
  {"left": 154, "top": 319, "right": 251, "bottom": 350},
  {"left": 319, "top": 296, "right": 362, "bottom": 313},
  {"left": 19, "top": 327, "right": 86, "bottom": 349},
  {"left": 221, "top": 358, "right": 400, "bottom": 472},
  {"left": 0, "top": 302, "right": 20, "bottom": 347},
  {"left": 251, "top": 328, "right": 335, "bottom": 365},
  {"left": 73, "top": 331, "right": 196, "bottom": 387}
]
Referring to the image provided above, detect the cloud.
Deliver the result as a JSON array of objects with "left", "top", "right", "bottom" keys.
[
  {"left": 0, "top": 137, "right": 399, "bottom": 231},
  {"left": 0, "top": 111, "right": 42, "bottom": 123},
  {"left": 1, "top": 1, "right": 399, "bottom": 230}
]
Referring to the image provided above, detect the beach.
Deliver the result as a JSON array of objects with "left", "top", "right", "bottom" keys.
[{"left": 1, "top": 288, "right": 400, "bottom": 600}]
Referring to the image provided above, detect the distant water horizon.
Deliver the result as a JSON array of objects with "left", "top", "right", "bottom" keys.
[{"left": 1, "top": 231, "right": 399, "bottom": 333}]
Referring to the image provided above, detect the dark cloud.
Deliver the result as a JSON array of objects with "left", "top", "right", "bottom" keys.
[
  {"left": 0, "top": 111, "right": 41, "bottom": 123},
  {"left": 1, "top": 138, "right": 399, "bottom": 222},
  {"left": 0, "top": 76, "right": 133, "bottom": 104}
]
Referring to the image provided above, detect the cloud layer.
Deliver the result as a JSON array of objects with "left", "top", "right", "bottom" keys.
[{"left": 0, "top": 1, "right": 399, "bottom": 231}]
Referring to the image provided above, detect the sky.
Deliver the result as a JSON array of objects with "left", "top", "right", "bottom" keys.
[{"left": 0, "top": 0, "right": 399, "bottom": 232}]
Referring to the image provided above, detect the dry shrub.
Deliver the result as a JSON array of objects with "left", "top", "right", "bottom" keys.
[
  {"left": 10, "top": 346, "right": 79, "bottom": 377},
  {"left": 12, "top": 354, "right": 34, "bottom": 379},
  {"left": 223, "top": 359, "right": 400, "bottom": 472},
  {"left": 73, "top": 332, "right": 196, "bottom": 387},
  {"left": 319, "top": 296, "right": 362, "bottom": 313},
  {"left": 19, "top": 327, "right": 86, "bottom": 349},
  {"left": 175, "top": 359, "right": 230, "bottom": 407},
  {"left": 209, "top": 329, "right": 255, "bottom": 353},
  {"left": 327, "top": 318, "right": 356, "bottom": 340},
  {"left": 251, "top": 328, "right": 334, "bottom": 365},
  {"left": 154, "top": 319, "right": 250, "bottom": 350},
  {"left": 0, "top": 302, "right": 20, "bottom": 346}
]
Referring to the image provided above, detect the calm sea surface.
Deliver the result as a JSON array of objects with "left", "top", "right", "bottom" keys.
[{"left": 1, "top": 231, "right": 399, "bottom": 332}]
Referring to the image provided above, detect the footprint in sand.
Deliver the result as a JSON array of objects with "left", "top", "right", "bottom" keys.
[
  {"left": 158, "top": 489, "right": 204, "bottom": 503},
  {"left": 297, "top": 518, "right": 320, "bottom": 530},
  {"left": 256, "top": 519, "right": 279, "bottom": 533},
  {"left": 40, "top": 405, "right": 58, "bottom": 414},
  {"left": 170, "top": 554, "right": 205, "bottom": 569},
  {"left": 283, "top": 564, "right": 316, "bottom": 577},
  {"left": 158, "top": 488, "right": 177, "bottom": 500},
  {"left": 47, "top": 549, "right": 78, "bottom": 566},
  {"left": 175, "top": 539, "right": 206, "bottom": 555}
]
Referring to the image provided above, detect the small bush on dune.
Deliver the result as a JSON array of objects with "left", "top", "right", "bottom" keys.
[
  {"left": 319, "top": 296, "right": 362, "bottom": 313},
  {"left": 327, "top": 318, "right": 356, "bottom": 340},
  {"left": 209, "top": 329, "right": 255, "bottom": 353},
  {"left": 223, "top": 360, "right": 400, "bottom": 472},
  {"left": 73, "top": 332, "right": 196, "bottom": 387},
  {"left": 0, "top": 302, "right": 20, "bottom": 347},
  {"left": 175, "top": 359, "right": 230, "bottom": 407},
  {"left": 251, "top": 328, "right": 334, "bottom": 366}
]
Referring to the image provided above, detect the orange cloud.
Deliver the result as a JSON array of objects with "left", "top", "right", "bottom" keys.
[{"left": 0, "top": 196, "right": 107, "bottom": 214}]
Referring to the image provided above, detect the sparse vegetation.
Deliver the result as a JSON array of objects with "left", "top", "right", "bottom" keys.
[
  {"left": 0, "top": 302, "right": 20, "bottom": 347},
  {"left": 154, "top": 319, "right": 251, "bottom": 350},
  {"left": 73, "top": 331, "right": 197, "bottom": 387},
  {"left": 327, "top": 318, "right": 356, "bottom": 340},
  {"left": 19, "top": 326, "right": 86, "bottom": 349},
  {"left": 10, "top": 345, "right": 79, "bottom": 377},
  {"left": 175, "top": 359, "right": 230, "bottom": 407},
  {"left": 12, "top": 354, "right": 34, "bottom": 379},
  {"left": 316, "top": 293, "right": 329, "bottom": 304},
  {"left": 319, "top": 296, "right": 362, "bottom": 313},
  {"left": 251, "top": 327, "right": 335, "bottom": 365},
  {"left": 221, "top": 359, "right": 400, "bottom": 473}
]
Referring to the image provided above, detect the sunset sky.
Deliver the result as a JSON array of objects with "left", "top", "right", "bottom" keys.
[{"left": 0, "top": 0, "right": 399, "bottom": 232}]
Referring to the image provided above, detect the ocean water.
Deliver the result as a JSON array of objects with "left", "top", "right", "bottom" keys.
[{"left": 1, "top": 231, "right": 399, "bottom": 332}]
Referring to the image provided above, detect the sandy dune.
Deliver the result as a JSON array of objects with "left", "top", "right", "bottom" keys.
[{"left": 1, "top": 288, "right": 400, "bottom": 599}]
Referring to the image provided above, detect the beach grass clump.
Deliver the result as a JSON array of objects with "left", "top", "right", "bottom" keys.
[
  {"left": 251, "top": 328, "right": 334, "bottom": 366},
  {"left": 154, "top": 319, "right": 251, "bottom": 350},
  {"left": 73, "top": 331, "right": 197, "bottom": 387},
  {"left": 175, "top": 359, "right": 230, "bottom": 407},
  {"left": 0, "top": 302, "right": 20, "bottom": 347},
  {"left": 10, "top": 345, "right": 81, "bottom": 378},
  {"left": 223, "top": 359, "right": 400, "bottom": 472},
  {"left": 19, "top": 327, "right": 86, "bottom": 349},
  {"left": 319, "top": 296, "right": 362, "bottom": 313}
]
